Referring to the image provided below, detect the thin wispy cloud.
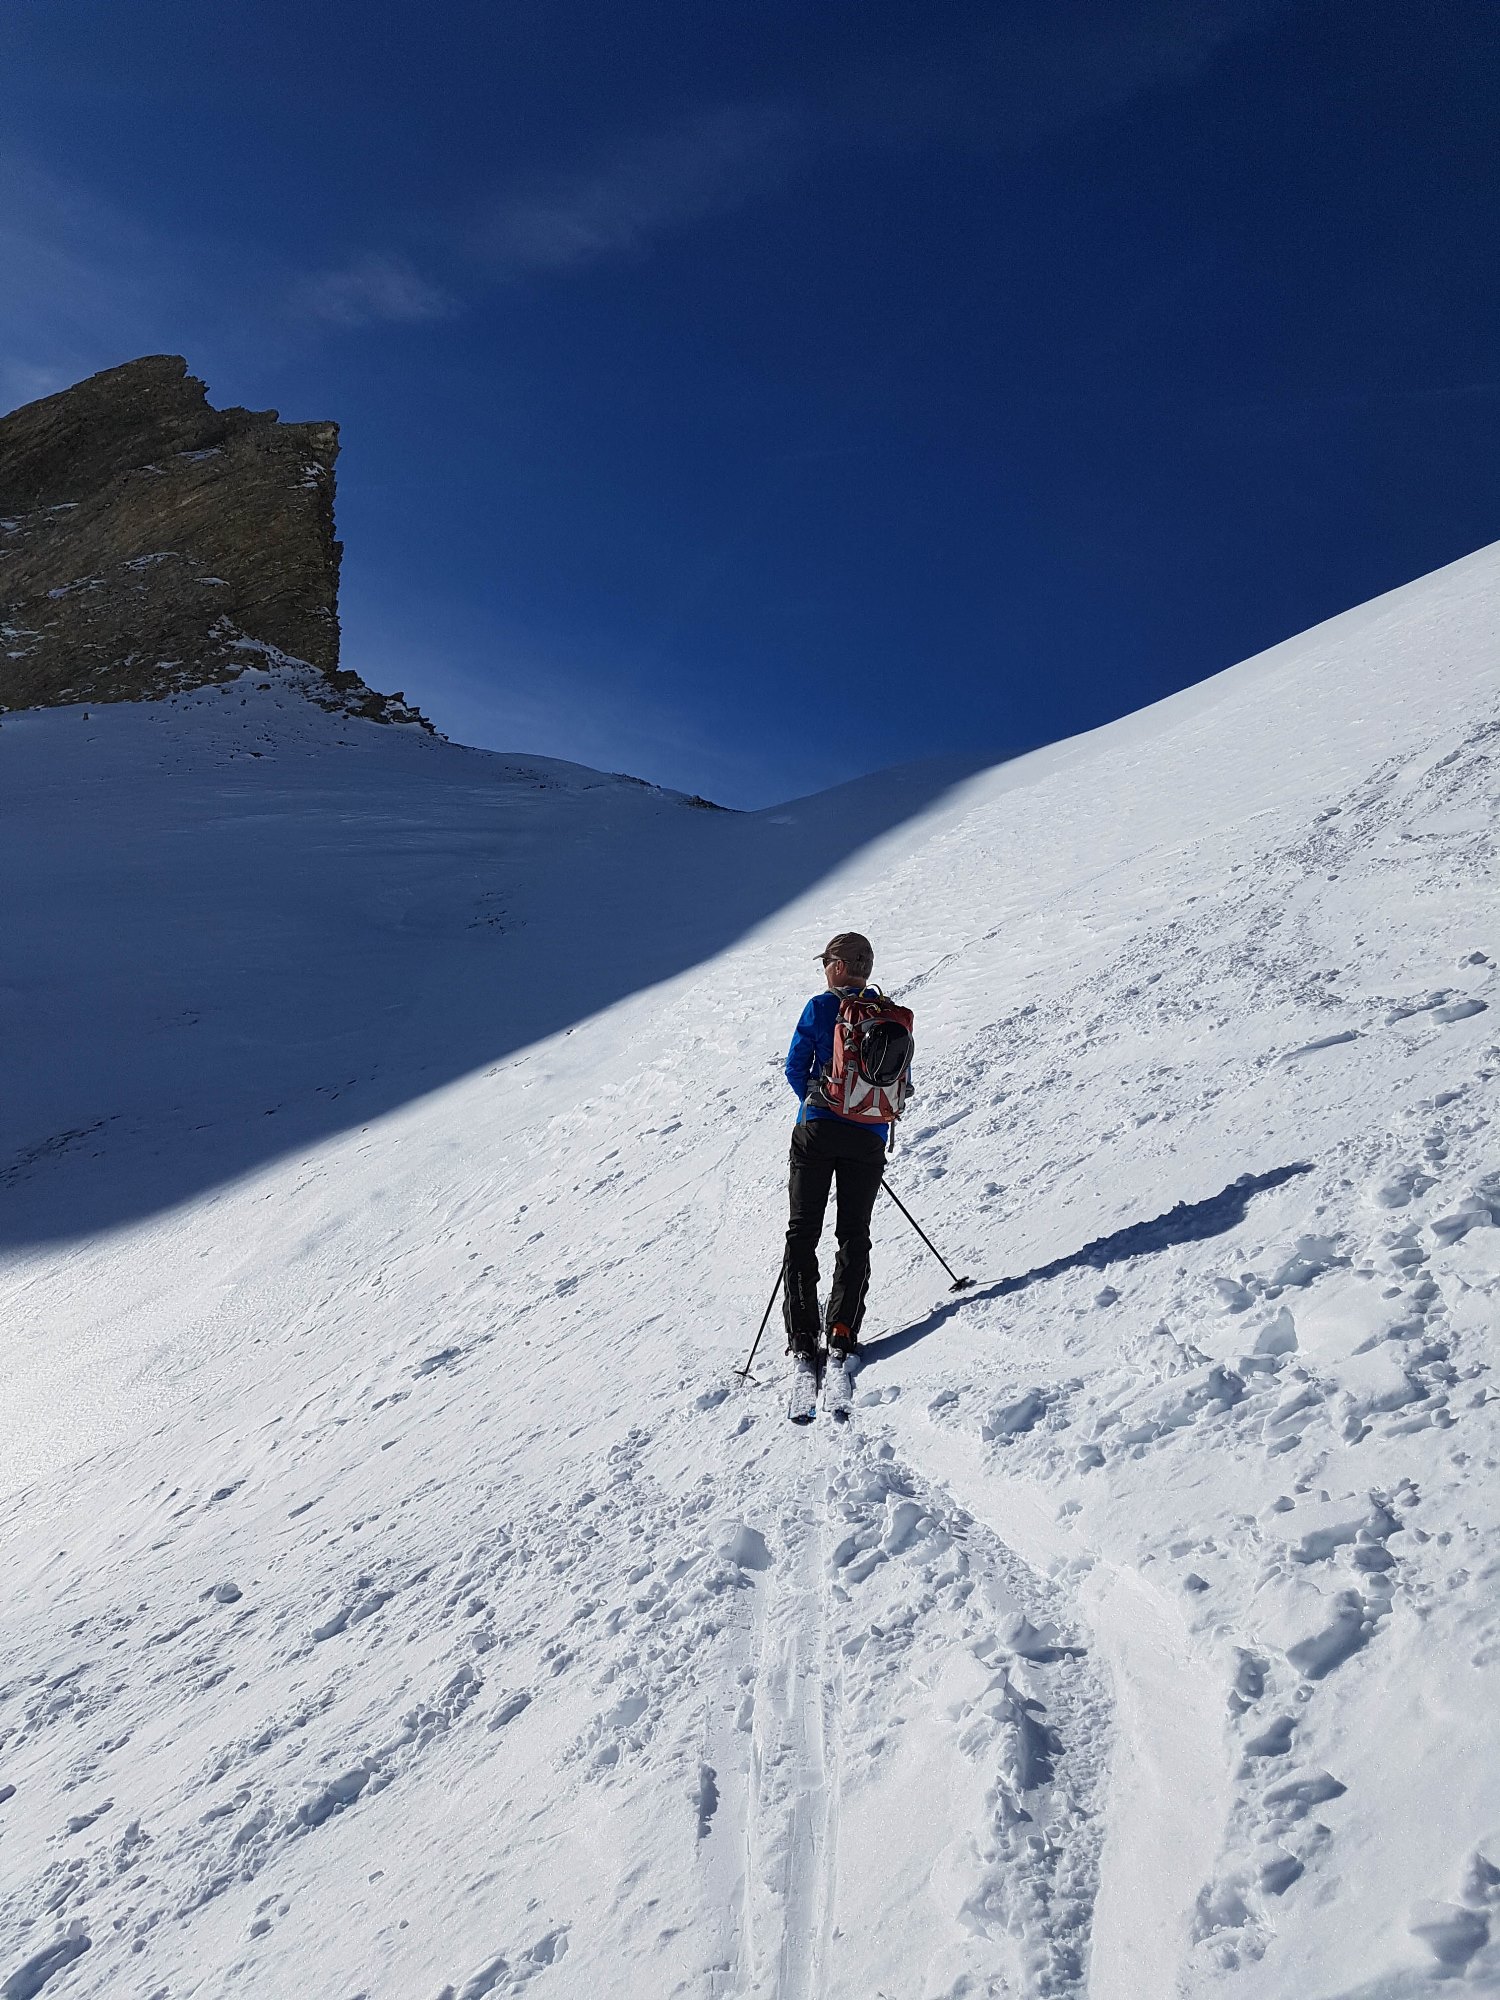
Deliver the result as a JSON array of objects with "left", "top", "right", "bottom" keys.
[
  {"left": 0, "top": 149, "right": 456, "bottom": 411},
  {"left": 296, "top": 252, "right": 456, "bottom": 328},
  {"left": 835, "top": 0, "right": 1292, "bottom": 152},
  {"left": 461, "top": 3, "right": 1286, "bottom": 285},
  {"left": 1001, "top": 0, "right": 1294, "bottom": 141},
  {"left": 0, "top": 0, "right": 1289, "bottom": 405},
  {"left": 472, "top": 100, "right": 802, "bottom": 277}
]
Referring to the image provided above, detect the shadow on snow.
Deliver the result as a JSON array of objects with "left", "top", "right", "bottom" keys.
[
  {"left": 867, "top": 1162, "right": 1314, "bottom": 1361},
  {"left": 3, "top": 723, "right": 992, "bottom": 1248}
]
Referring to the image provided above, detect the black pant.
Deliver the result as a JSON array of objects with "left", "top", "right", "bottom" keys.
[{"left": 783, "top": 1118, "right": 886, "bottom": 1348}]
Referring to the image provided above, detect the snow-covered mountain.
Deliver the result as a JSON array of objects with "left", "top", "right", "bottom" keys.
[{"left": 2, "top": 544, "right": 1497, "bottom": 2000}]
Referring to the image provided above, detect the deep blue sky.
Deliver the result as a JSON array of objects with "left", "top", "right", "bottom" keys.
[{"left": 5, "top": 1, "right": 1498, "bottom": 804}]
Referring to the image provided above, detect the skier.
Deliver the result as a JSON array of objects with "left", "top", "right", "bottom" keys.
[{"left": 782, "top": 931, "right": 901, "bottom": 1382}]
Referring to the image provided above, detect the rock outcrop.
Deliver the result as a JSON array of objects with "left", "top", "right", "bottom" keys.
[{"left": 0, "top": 355, "right": 429, "bottom": 726}]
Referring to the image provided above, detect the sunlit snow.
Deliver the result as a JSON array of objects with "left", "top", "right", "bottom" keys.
[{"left": 2, "top": 544, "right": 1498, "bottom": 1998}]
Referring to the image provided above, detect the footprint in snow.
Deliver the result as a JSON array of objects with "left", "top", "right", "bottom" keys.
[
  {"left": 981, "top": 1387, "right": 1049, "bottom": 1443},
  {"left": 413, "top": 1347, "right": 462, "bottom": 1377},
  {"left": 311, "top": 1585, "right": 392, "bottom": 1643},
  {"left": 1372, "top": 1166, "right": 1435, "bottom": 1209},
  {"left": 435, "top": 1925, "right": 569, "bottom": 1999},
  {"left": 1285, "top": 1029, "right": 1358, "bottom": 1059},
  {"left": 717, "top": 1523, "right": 772, "bottom": 1572},
  {"left": 2, "top": 1929, "right": 92, "bottom": 1999},
  {"left": 488, "top": 1690, "right": 532, "bottom": 1730},
  {"left": 1387, "top": 992, "right": 1488, "bottom": 1027},
  {"left": 695, "top": 1762, "right": 719, "bottom": 1839}
]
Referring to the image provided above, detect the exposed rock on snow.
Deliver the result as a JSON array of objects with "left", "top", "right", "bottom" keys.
[{"left": 0, "top": 354, "right": 428, "bottom": 728}]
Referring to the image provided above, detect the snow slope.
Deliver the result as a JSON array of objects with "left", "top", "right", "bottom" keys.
[
  {"left": 2, "top": 545, "right": 1498, "bottom": 2000},
  {"left": 0, "top": 656, "right": 976, "bottom": 1253}
]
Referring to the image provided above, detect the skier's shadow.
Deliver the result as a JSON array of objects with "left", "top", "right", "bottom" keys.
[{"left": 863, "top": 1161, "right": 1313, "bottom": 1362}]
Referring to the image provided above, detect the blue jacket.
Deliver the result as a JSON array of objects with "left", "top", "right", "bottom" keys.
[{"left": 785, "top": 986, "right": 888, "bottom": 1141}]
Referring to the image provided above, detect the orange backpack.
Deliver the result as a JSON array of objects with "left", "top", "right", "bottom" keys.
[{"left": 815, "top": 988, "right": 914, "bottom": 1128}]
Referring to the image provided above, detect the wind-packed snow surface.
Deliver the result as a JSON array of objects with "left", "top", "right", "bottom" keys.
[{"left": 2, "top": 548, "right": 1498, "bottom": 2000}]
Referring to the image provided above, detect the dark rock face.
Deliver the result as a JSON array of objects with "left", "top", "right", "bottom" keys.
[{"left": 0, "top": 355, "right": 429, "bottom": 726}]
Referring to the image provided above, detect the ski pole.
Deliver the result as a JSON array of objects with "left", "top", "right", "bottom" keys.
[
  {"left": 881, "top": 1181, "right": 974, "bottom": 1292},
  {"left": 735, "top": 1265, "right": 785, "bottom": 1383}
]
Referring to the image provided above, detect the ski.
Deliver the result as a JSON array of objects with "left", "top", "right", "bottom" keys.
[
  {"left": 787, "top": 1350, "right": 821, "bottom": 1424},
  {"left": 821, "top": 1349, "right": 857, "bottom": 1422}
]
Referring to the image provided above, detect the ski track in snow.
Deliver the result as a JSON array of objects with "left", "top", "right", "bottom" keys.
[
  {"left": 740, "top": 1463, "right": 832, "bottom": 2000},
  {"left": 734, "top": 1422, "right": 1107, "bottom": 2000},
  {"left": 3, "top": 547, "right": 1500, "bottom": 1996}
]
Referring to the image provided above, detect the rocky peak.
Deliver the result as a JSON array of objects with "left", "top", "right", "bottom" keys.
[{"left": 0, "top": 355, "right": 431, "bottom": 728}]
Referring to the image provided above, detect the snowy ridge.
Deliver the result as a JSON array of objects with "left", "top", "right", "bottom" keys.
[{"left": 1, "top": 544, "right": 1498, "bottom": 1998}]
